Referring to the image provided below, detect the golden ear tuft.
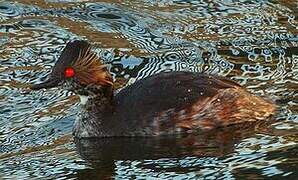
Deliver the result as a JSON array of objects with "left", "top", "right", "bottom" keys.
[{"left": 72, "top": 45, "right": 113, "bottom": 87}]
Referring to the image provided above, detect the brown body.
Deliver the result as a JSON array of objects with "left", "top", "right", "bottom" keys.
[
  {"left": 109, "top": 72, "right": 276, "bottom": 136},
  {"left": 31, "top": 40, "right": 276, "bottom": 138}
]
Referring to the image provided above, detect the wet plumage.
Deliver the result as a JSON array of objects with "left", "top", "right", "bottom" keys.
[{"left": 31, "top": 40, "right": 276, "bottom": 138}]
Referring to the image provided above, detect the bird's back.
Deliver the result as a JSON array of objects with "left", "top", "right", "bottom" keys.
[{"left": 110, "top": 72, "right": 275, "bottom": 136}]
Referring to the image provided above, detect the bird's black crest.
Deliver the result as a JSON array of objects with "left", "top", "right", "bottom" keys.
[{"left": 56, "top": 40, "right": 90, "bottom": 68}]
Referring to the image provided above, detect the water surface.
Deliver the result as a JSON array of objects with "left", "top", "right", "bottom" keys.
[{"left": 0, "top": 0, "right": 297, "bottom": 179}]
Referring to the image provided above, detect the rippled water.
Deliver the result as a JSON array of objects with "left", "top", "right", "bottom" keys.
[{"left": 0, "top": 0, "right": 297, "bottom": 179}]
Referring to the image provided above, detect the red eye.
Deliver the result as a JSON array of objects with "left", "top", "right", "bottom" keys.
[{"left": 65, "top": 67, "right": 75, "bottom": 78}]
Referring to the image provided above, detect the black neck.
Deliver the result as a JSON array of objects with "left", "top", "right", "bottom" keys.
[
  {"left": 82, "top": 94, "right": 113, "bottom": 113},
  {"left": 79, "top": 84, "right": 114, "bottom": 112},
  {"left": 73, "top": 88, "right": 115, "bottom": 138}
]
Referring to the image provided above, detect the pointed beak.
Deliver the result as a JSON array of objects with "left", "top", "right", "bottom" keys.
[{"left": 30, "top": 78, "right": 61, "bottom": 90}]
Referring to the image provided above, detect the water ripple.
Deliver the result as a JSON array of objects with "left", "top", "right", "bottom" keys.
[{"left": 0, "top": 0, "right": 297, "bottom": 179}]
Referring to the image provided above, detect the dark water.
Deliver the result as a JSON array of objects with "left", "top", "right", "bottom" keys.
[{"left": 0, "top": 0, "right": 297, "bottom": 179}]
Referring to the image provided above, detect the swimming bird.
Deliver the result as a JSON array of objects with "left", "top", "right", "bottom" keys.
[{"left": 31, "top": 40, "right": 276, "bottom": 138}]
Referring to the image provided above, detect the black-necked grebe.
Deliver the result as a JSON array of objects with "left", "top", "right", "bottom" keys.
[{"left": 31, "top": 40, "right": 276, "bottom": 138}]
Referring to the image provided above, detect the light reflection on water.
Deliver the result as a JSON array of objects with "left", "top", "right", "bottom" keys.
[{"left": 0, "top": 0, "right": 297, "bottom": 179}]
